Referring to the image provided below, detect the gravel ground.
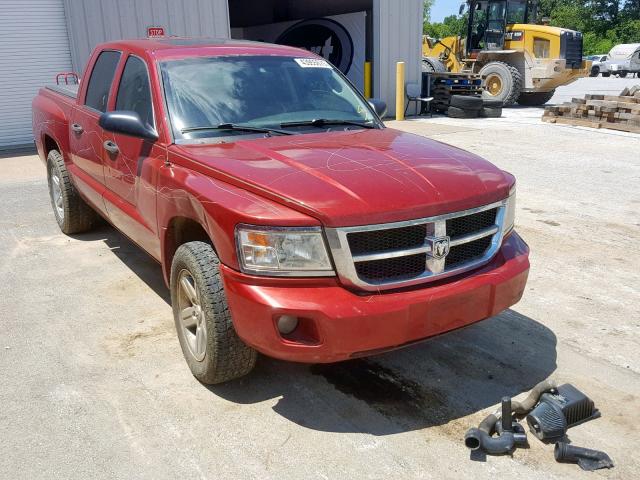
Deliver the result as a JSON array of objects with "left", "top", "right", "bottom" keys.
[{"left": 0, "top": 76, "right": 638, "bottom": 479}]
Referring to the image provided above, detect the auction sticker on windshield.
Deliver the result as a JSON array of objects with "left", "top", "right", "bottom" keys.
[{"left": 294, "top": 58, "right": 332, "bottom": 68}]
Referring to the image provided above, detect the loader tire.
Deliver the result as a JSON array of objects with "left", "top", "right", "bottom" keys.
[
  {"left": 447, "top": 106, "right": 479, "bottom": 119},
  {"left": 422, "top": 57, "right": 447, "bottom": 73},
  {"left": 480, "top": 61, "right": 522, "bottom": 106},
  {"left": 449, "top": 95, "right": 483, "bottom": 111},
  {"left": 517, "top": 90, "right": 556, "bottom": 106}
]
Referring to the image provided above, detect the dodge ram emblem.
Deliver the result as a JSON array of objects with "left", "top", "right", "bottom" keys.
[{"left": 428, "top": 236, "right": 450, "bottom": 260}]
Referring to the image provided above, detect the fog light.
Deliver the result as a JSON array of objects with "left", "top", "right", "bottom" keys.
[{"left": 277, "top": 315, "right": 299, "bottom": 335}]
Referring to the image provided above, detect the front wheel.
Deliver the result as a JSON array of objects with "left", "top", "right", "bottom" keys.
[
  {"left": 479, "top": 61, "right": 522, "bottom": 106},
  {"left": 602, "top": 72, "right": 611, "bottom": 78},
  {"left": 517, "top": 90, "right": 556, "bottom": 106},
  {"left": 170, "top": 241, "right": 256, "bottom": 384},
  {"left": 617, "top": 72, "right": 628, "bottom": 78},
  {"left": 590, "top": 66, "right": 600, "bottom": 77}
]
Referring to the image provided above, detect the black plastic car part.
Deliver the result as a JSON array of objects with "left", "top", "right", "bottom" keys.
[
  {"left": 555, "top": 442, "right": 614, "bottom": 471},
  {"left": 464, "top": 397, "right": 528, "bottom": 455},
  {"left": 526, "top": 384, "right": 600, "bottom": 442}
]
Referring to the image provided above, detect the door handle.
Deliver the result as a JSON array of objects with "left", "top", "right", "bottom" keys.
[
  {"left": 71, "top": 123, "right": 83, "bottom": 134},
  {"left": 103, "top": 140, "right": 119, "bottom": 155}
]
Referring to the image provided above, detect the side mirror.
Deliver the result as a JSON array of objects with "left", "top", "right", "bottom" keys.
[
  {"left": 99, "top": 111, "right": 158, "bottom": 141},
  {"left": 368, "top": 98, "right": 387, "bottom": 118}
]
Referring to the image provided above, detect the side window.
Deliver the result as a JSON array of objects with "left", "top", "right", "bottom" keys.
[
  {"left": 85, "top": 50, "right": 121, "bottom": 112},
  {"left": 115, "top": 56, "right": 153, "bottom": 128}
]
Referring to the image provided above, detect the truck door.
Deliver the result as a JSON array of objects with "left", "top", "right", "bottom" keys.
[
  {"left": 68, "top": 50, "right": 121, "bottom": 213},
  {"left": 102, "top": 54, "right": 162, "bottom": 260}
]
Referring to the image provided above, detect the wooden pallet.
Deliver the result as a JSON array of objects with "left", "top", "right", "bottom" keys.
[{"left": 542, "top": 85, "right": 640, "bottom": 133}]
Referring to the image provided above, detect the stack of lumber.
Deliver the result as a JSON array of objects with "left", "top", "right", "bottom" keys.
[
  {"left": 542, "top": 85, "right": 640, "bottom": 133},
  {"left": 430, "top": 72, "right": 483, "bottom": 112}
]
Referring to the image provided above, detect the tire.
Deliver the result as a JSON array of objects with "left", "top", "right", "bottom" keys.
[
  {"left": 618, "top": 72, "right": 628, "bottom": 78},
  {"left": 447, "top": 106, "right": 479, "bottom": 119},
  {"left": 481, "top": 107, "right": 502, "bottom": 118},
  {"left": 602, "top": 72, "right": 611, "bottom": 78},
  {"left": 449, "top": 95, "right": 483, "bottom": 110},
  {"left": 517, "top": 90, "right": 556, "bottom": 106},
  {"left": 422, "top": 57, "right": 447, "bottom": 73},
  {"left": 46, "top": 149, "right": 97, "bottom": 234},
  {"left": 170, "top": 241, "right": 256, "bottom": 384},
  {"left": 590, "top": 66, "right": 600, "bottom": 77},
  {"left": 482, "top": 99, "right": 504, "bottom": 108},
  {"left": 479, "top": 61, "right": 522, "bottom": 106}
]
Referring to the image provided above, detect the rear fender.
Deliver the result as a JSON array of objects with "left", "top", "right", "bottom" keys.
[{"left": 32, "top": 91, "right": 71, "bottom": 163}]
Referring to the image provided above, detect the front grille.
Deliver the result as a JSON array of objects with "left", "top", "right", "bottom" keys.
[
  {"left": 348, "top": 224, "right": 426, "bottom": 255},
  {"left": 561, "top": 32, "right": 583, "bottom": 69},
  {"left": 445, "top": 236, "right": 493, "bottom": 269},
  {"left": 330, "top": 201, "right": 506, "bottom": 291},
  {"left": 447, "top": 208, "right": 497, "bottom": 238},
  {"left": 356, "top": 253, "right": 426, "bottom": 283}
]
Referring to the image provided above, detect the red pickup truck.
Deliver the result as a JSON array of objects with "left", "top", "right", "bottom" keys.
[{"left": 32, "top": 39, "right": 529, "bottom": 384}]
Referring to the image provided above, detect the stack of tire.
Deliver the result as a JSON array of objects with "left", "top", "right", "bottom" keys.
[{"left": 447, "top": 95, "right": 503, "bottom": 119}]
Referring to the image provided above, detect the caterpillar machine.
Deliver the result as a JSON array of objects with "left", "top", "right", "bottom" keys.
[{"left": 422, "top": 0, "right": 591, "bottom": 106}]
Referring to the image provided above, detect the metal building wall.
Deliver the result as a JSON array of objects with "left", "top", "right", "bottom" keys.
[
  {"left": 372, "top": 0, "right": 422, "bottom": 116},
  {"left": 63, "top": 0, "right": 230, "bottom": 73}
]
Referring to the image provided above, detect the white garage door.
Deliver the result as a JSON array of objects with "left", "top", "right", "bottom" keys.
[{"left": 0, "top": 0, "right": 72, "bottom": 149}]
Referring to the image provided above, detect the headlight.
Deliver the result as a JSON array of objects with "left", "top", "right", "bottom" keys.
[
  {"left": 236, "top": 225, "right": 334, "bottom": 276},
  {"left": 504, "top": 185, "right": 516, "bottom": 235}
]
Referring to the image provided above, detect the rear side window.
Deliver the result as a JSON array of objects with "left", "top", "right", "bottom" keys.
[
  {"left": 85, "top": 50, "right": 121, "bottom": 112},
  {"left": 115, "top": 56, "right": 153, "bottom": 127}
]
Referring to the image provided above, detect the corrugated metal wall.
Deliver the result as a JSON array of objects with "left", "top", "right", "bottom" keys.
[
  {"left": 372, "top": 0, "right": 422, "bottom": 116},
  {"left": 0, "top": 0, "right": 73, "bottom": 148},
  {"left": 63, "top": 0, "right": 230, "bottom": 74}
]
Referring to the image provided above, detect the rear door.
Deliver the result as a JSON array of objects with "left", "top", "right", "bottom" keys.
[
  {"left": 69, "top": 49, "right": 121, "bottom": 212},
  {"left": 102, "top": 54, "right": 163, "bottom": 259}
]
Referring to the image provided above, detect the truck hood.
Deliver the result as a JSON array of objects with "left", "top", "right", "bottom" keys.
[{"left": 172, "top": 128, "right": 513, "bottom": 227}]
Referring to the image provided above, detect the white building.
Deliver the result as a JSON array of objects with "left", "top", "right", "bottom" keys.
[{"left": 0, "top": 0, "right": 422, "bottom": 149}]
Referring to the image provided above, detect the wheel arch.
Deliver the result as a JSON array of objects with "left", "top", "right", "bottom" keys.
[{"left": 162, "top": 216, "right": 217, "bottom": 286}]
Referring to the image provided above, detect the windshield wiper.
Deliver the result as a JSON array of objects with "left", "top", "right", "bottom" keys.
[
  {"left": 280, "top": 119, "right": 377, "bottom": 129},
  {"left": 180, "top": 123, "right": 295, "bottom": 136}
]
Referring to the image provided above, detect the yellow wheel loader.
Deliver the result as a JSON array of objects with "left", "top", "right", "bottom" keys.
[{"left": 423, "top": 0, "right": 591, "bottom": 106}]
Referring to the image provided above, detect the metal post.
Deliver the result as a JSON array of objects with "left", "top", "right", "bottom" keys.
[
  {"left": 396, "top": 62, "right": 405, "bottom": 121},
  {"left": 364, "top": 61, "right": 372, "bottom": 98}
]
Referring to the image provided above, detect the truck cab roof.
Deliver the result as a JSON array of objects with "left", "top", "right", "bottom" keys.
[{"left": 95, "top": 37, "right": 313, "bottom": 62}]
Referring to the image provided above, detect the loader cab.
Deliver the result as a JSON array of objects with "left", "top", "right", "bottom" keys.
[{"left": 463, "top": 0, "right": 536, "bottom": 55}]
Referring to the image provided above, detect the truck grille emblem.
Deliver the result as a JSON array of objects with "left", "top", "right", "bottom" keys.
[{"left": 428, "top": 236, "right": 450, "bottom": 260}]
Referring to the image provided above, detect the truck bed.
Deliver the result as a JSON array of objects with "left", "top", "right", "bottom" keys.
[{"left": 45, "top": 83, "right": 79, "bottom": 99}]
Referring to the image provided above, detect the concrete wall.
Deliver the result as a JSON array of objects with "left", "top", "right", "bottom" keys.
[
  {"left": 372, "top": 0, "right": 423, "bottom": 116},
  {"left": 63, "top": 0, "right": 230, "bottom": 73}
]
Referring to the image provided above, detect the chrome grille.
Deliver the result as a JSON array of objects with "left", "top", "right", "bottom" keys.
[{"left": 325, "top": 200, "right": 507, "bottom": 291}]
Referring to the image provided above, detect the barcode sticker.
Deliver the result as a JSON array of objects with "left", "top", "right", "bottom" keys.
[{"left": 294, "top": 58, "right": 332, "bottom": 68}]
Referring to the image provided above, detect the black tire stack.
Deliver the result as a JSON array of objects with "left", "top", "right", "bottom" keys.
[{"left": 446, "top": 95, "right": 503, "bottom": 119}]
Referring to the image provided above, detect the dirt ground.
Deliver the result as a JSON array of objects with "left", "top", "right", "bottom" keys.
[{"left": 1, "top": 77, "right": 638, "bottom": 479}]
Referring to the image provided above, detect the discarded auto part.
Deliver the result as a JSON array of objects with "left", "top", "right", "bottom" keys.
[
  {"left": 511, "top": 379, "right": 558, "bottom": 415},
  {"left": 464, "top": 397, "right": 528, "bottom": 455},
  {"left": 554, "top": 442, "right": 614, "bottom": 471},
  {"left": 526, "top": 384, "right": 600, "bottom": 442}
]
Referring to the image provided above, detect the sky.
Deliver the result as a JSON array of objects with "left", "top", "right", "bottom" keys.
[{"left": 430, "top": 0, "right": 462, "bottom": 23}]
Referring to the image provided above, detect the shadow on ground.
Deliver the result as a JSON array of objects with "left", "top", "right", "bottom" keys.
[{"left": 78, "top": 223, "right": 557, "bottom": 437}]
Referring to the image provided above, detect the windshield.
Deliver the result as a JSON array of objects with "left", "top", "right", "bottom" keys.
[{"left": 160, "top": 55, "right": 377, "bottom": 141}]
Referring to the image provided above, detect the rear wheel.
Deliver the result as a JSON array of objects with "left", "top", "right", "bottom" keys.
[
  {"left": 602, "top": 72, "right": 611, "bottom": 78},
  {"left": 618, "top": 72, "right": 628, "bottom": 78},
  {"left": 46, "top": 149, "right": 97, "bottom": 234},
  {"left": 170, "top": 241, "right": 256, "bottom": 384},
  {"left": 517, "top": 90, "right": 556, "bottom": 106},
  {"left": 479, "top": 61, "right": 522, "bottom": 106}
]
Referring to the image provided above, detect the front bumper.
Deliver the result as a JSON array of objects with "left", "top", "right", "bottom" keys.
[{"left": 221, "top": 232, "right": 530, "bottom": 363}]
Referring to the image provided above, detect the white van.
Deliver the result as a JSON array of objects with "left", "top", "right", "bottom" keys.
[{"left": 605, "top": 43, "right": 640, "bottom": 77}]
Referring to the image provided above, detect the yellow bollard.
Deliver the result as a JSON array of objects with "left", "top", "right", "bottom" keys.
[
  {"left": 396, "top": 61, "right": 405, "bottom": 121},
  {"left": 364, "top": 61, "right": 372, "bottom": 98}
]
